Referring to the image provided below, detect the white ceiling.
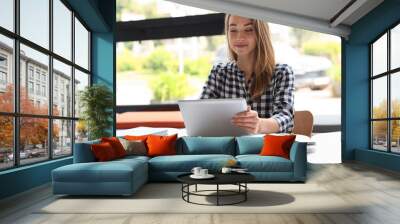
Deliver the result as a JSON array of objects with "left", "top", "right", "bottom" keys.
[
  {"left": 227, "top": 0, "right": 352, "bottom": 22},
  {"left": 168, "top": 0, "right": 384, "bottom": 38}
]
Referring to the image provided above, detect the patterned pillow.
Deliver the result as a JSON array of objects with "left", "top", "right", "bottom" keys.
[{"left": 119, "top": 138, "right": 147, "bottom": 156}]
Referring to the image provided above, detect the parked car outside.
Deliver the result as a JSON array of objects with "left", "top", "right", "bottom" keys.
[
  {"left": 7, "top": 150, "right": 32, "bottom": 160},
  {"left": 274, "top": 43, "right": 332, "bottom": 90},
  {"left": 295, "top": 69, "right": 331, "bottom": 90}
]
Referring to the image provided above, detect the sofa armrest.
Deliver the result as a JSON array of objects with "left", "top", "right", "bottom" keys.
[
  {"left": 73, "top": 140, "right": 100, "bottom": 163},
  {"left": 289, "top": 141, "right": 307, "bottom": 181}
]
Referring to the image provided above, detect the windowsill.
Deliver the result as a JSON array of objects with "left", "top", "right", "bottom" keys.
[
  {"left": 0, "top": 156, "right": 72, "bottom": 176},
  {"left": 357, "top": 148, "right": 400, "bottom": 156},
  {"left": 355, "top": 148, "right": 400, "bottom": 172}
]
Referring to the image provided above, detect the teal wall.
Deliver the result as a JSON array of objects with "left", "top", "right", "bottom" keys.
[
  {"left": 0, "top": 0, "right": 116, "bottom": 200},
  {"left": 343, "top": 0, "right": 400, "bottom": 171},
  {"left": 355, "top": 149, "right": 400, "bottom": 172},
  {"left": 69, "top": 0, "right": 116, "bottom": 134},
  {"left": 91, "top": 0, "right": 116, "bottom": 136},
  {"left": 0, "top": 158, "right": 72, "bottom": 199},
  {"left": 92, "top": 32, "right": 115, "bottom": 136}
]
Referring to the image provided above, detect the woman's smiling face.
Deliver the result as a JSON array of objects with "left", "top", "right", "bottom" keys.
[{"left": 227, "top": 16, "right": 257, "bottom": 57}]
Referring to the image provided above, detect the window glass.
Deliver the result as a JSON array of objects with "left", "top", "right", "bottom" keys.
[
  {"left": 53, "top": 0, "right": 72, "bottom": 60},
  {"left": 372, "top": 34, "right": 387, "bottom": 76},
  {"left": 391, "top": 120, "right": 400, "bottom": 153},
  {"left": 75, "top": 120, "right": 88, "bottom": 143},
  {"left": 19, "top": 117, "right": 49, "bottom": 165},
  {"left": 391, "top": 72, "right": 400, "bottom": 118},
  {"left": 20, "top": 0, "right": 49, "bottom": 49},
  {"left": 372, "top": 121, "right": 388, "bottom": 151},
  {"left": 0, "top": 116, "right": 13, "bottom": 170},
  {"left": 372, "top": 77, "right": 387, "bottom": 119},
  {"left": 0, "top": 0, "right": 93, "bottom": 169},
  {"left": 0, "top": 0, "right": 14, "bottom": 31},
  {"left": 53, "top": 119, "right": 72, "bottom": 158},
  {"left": 116, "top": 37, "right": 221, "bottom": 105},
  {"left": 74, "top": 18, "right": 89, "bottom": 70},
  {"left": 391, "top": 24, "right": 400, "bottom": 70},
  {"left": 20, "top": 44, "right": 49, "bottom": 115},
  {"left": 53, "top": 59, "right": 72, "bottom": 117},
  {"left": 0, "top": 34, "right": 14, "bottom": 112},
  {"left": 74, "top": 69, "right": 89, "bottom": 118}
]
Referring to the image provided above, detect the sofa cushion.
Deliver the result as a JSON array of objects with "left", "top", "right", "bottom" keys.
[
  {"left": 236, "top": 155, "right": 293, "bottom": 172},
  {"left": 91, "top": 142, "right": 118, "bottom": 161},
  {"left": 124, "top": 135, "right": 150, "bottom": 141},
  {"left": 177, "top": 137, "right": 236, "bottom": 155},
  {"left": 115, "top": 155, "right": 150, "bottom": 163},
  {"left": 147, "top": 134, "right": 178, "bottom": 157},
  {"left": 73, "top": 139, "right": 101, "bottom": 163},
  {"left": 52, "top": 159, "right": 147, "bottom": 183},
  {"left": 119, "top": 138, "right": 147, "bottom": 156},
  {"left": 148, "top": 154, "right": 235, "bottom": 172},
  {"left": 236, "top": 136, "right": 264, "bottom": 155},
  {"left": 101, "top": 137, "right": 127, "bottom": 158},
  {"left": 260, "top": 134, "right": 296, "bottom": 159}
]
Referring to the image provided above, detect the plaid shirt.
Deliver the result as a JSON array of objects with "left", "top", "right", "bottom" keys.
[{"left": 200, "top": 61, "right": 294, "bottom": 133}]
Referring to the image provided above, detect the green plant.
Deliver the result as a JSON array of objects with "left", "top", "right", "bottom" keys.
[
  {"left": 150, "top": 73, "right": 195, "bottom": 102},
  {"left": 79, "top": 84, "right": 113, "bottom": 140},
  {"left": 328, "top": 64, "right": 341, "bottom": 82},
  {"left": 184, "top": 55, "right": 212, "bottom": 77},
  {"left": 302, "top": 40, "right": 340, "bottom": 64},
  {"left": 143, "top": 47, "right": 178, "bottom": 74},
  {"left": 117, "top": 48, "right": 143, "bottom": 73}
]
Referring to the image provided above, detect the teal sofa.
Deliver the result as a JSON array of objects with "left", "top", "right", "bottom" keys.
[{"left": 52, "top": 136, "right": 307, "bottom": 196}]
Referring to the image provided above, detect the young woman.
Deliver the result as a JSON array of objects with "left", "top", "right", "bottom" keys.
[{"left": 200, "top": 15, "right": 294, "bottom": 134}]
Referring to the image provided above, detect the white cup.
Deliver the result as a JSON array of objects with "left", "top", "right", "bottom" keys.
[
  {"left": 191, "top": 167, "right": 202, "bottom": 176},
  {"left": 200, "top": 169, "right": 208, "bottom": 176},
  {"left": 221, "top": 167, "right": 232, "bottom": 174}
]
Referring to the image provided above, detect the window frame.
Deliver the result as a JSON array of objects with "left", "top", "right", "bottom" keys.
[
  {"left": 0, "top": 0, "right": 92, "bottom": 171},
  {"left": 0, "top": 52, "right": 7, "bottom": 86},
  {"left": 116, "top": 13, "right": 225, "bottom": 112},
  {"left": 370, "top": 20, "right": 400, "bottom": 154}
]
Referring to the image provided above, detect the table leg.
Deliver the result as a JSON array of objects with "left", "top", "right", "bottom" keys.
[
  {"left": 245, "top": 183, "right": 247, "bottom": 201},
  {"left": 217, "top": 184, "right": 219, "bottom": 206},
  {"left": 187, "top": 184, "right": 190, "bottom": 202},
  {"left": 195, "top": 184, "right": 197, "bottom": 192}
]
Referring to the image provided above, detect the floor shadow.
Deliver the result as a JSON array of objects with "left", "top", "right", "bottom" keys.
[
  {"left": 56, "top": 183, "right": 182, "bottom": 200},
  {"left": 202, "top": 190, "right": 295, "bottom": 207}
]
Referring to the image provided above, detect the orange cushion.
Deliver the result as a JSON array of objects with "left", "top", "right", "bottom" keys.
[
  {"left": 91, "top": 142, "right": 117, "bottom": 161},
  {"left": 146, "top": 134, "right": 178, "bottom": 157},
  {"left": 101, "top": 137, "right": 127, "bottom": 158},
  {"left": 259, "top": 134, "right": 296, "bottom": 159},
  {"left": 124, "top": 135, "right": 150, "bottom": 141}
]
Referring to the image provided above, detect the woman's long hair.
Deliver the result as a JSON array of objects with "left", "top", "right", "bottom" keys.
[{"left": 225, "top": 14, "right": 276, "bottom": 100}]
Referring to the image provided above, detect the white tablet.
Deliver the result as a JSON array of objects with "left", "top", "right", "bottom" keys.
[{"left": 178, "top": 98, "right": 248, "bottom": 137}]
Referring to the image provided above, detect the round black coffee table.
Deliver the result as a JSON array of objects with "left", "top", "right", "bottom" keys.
[{"left": 177, "top": 173, "right": 255, "bottom": 206}]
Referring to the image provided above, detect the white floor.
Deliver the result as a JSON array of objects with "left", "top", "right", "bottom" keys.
[{"left": 307, "top": 131, "right": 342, "bottom": 164}]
